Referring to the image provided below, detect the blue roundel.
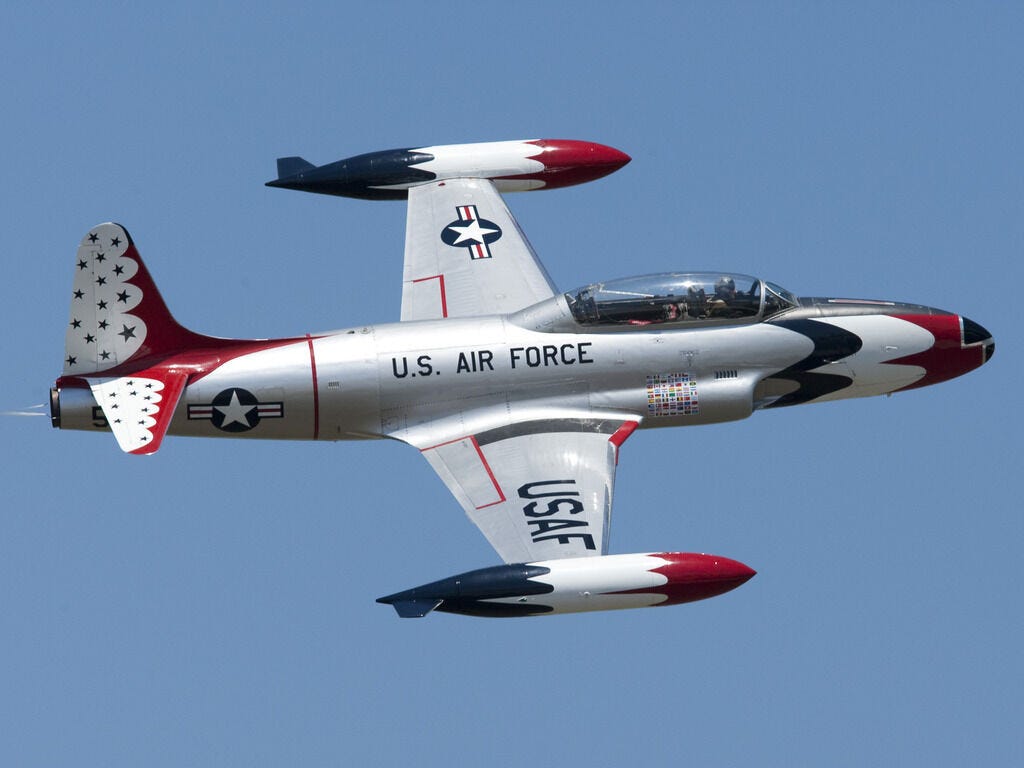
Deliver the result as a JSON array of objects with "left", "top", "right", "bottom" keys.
[
  {"left": 439, "top": 205, "right": 503, "bottom": 259},
  {"left": 211, "top": 387, "right": 261, "bottom": 432},
  {"left": 440, "top": 219, "right": 503, "bottom": 247}
]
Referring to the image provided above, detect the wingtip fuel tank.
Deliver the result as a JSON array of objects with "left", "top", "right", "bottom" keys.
[
  {"left": 266, "top": 139, "right": 631, "bottom": 200},
  {"left": 377, "top": 552, "right": 756, "bottom": 618}
]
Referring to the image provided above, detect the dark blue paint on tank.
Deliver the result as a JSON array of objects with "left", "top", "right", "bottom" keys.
[
  {"left": 267, "top": 148, "right": 436, "bottom": 200},
  {"left": 378, "top": 562, "right": 555, "bottom": 618}
]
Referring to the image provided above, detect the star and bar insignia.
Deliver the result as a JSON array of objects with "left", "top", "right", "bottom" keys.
[
  {"left": 187, "top": 387, "right": 284, "bottom": 432},
  {"left": 440, "top": 204, "right": 502, "bottom": 260}
]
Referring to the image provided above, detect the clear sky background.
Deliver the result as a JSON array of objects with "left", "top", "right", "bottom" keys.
[{"left": 2, "top": 3, "right": 1021, "bottom": 766}]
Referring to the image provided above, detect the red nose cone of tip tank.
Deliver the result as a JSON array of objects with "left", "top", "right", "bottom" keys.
[
  {"left": 522, "top": 139, "right": 632, "bottom": 188},
  {"left": 633, "top": 553, "right": 757, "bottom": 606}
]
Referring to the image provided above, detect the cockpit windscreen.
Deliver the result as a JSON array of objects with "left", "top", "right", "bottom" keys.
[{"left": 566, "top": 273, "right": 796, "bottom": 328}]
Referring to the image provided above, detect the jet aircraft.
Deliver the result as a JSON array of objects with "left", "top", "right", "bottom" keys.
[{"left": 51, "top": 139, "right": 994, "bottom": 618}]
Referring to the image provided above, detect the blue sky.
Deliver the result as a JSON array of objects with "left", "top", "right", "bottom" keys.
[{"left": 3, "top": 3, "right": 1021, "bottom": 766}]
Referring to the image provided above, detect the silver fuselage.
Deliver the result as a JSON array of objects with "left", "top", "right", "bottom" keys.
[{"left": 56, "top": 294, "right": 976, "bottom": 446}]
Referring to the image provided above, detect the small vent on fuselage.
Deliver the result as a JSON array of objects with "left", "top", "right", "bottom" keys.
[{"left": 715, "top": 369, "right": 738, "bottom": 380}]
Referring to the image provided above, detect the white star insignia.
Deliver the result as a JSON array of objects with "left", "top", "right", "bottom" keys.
[
  {"left": 447, "top": 219, "right": 498, "bottom": 245},
  {"left": 215, "top": 390, "right": 256, "bottom": 428}
]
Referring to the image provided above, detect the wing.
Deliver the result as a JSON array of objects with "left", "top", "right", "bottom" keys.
[
  {"left": 401, "top": 178, "right": 557, "bottom": 321},
  {"left": 416, "top": 418, "right": 638, "bottom": 563}
]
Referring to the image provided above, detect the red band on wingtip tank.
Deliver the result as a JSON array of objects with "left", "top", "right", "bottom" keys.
[
  {"left": 608, "top": 553, "right": 756, "bottom": 606},
  {"left": 495, "top": 139, "right": 632, "bottom": 189}
]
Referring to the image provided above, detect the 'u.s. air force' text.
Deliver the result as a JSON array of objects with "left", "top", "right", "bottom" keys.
[{"left": 391, "top": 343, "right": 594, "bottom": 378}]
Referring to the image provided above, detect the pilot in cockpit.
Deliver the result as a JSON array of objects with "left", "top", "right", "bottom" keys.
[
  {"left": 709, "top": 276, "right": 737, "bottom": 316},
  {"left": 685, "top": 284, "right": 706, "bottom": 318}
]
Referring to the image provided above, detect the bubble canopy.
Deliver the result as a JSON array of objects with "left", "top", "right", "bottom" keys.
[{"left": 565, "top": 272, "right": 798, "bottom": 328}]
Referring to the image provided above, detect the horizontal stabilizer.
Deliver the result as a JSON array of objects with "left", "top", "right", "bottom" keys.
[
  {"left": 275, "top": 156, "right": 315, "bottom": 178},
  {"left": 90, "top": 367, "right": 189, "bottom": 454},
  {"left": 377, "top": 597, "right": 443, "bottom": 618}
]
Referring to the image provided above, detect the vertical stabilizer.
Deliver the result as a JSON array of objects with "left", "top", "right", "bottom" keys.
[
  {"left": 60, "top": 223, "right": 221, "bottom": 454},
  {"left": 56, "top": 222, "right": 305, "bottom": 454},
  {"left": 275, "top": 156, "right": 316, "bottom": 179},
  {"left": 63, "top": 222, "right": 213, "bottom": 376}
]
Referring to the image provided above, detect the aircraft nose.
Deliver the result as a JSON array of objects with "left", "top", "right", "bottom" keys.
[
  {"left": 962, "top": 316, "right": 995, "bottom": 363},
  {"left": 887, "top": 312, "right": 993, "bottom": 391}
]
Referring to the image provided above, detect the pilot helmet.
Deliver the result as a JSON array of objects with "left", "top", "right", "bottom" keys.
[{"left": 715, "top": 276, "right": 736, "bottom": 294}]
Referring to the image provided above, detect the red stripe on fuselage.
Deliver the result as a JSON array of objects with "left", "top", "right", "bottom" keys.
[{"left": 306, "top": 334, "right": 319, "bottom": 439}]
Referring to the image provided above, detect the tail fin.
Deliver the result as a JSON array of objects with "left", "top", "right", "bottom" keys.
[
  {"left": 275, "top": 156, "right": 316, "bottom": 179},
  {"left": 63, "top": 222, "right": 214, "bottom": 376},
  {"left": 58, "top": 223, "right": 303, "bottom": 454},
  {"left": 61, "top": 223, "right": 215, "bottom": 454}
]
